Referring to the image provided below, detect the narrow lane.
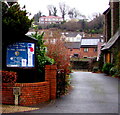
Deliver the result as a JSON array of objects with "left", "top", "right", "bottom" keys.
[{"left": 26, "top": 72, "right": 118, "bottom": 113}]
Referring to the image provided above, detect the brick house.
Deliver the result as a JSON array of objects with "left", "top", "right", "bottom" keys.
[
  {"left": 102, "top": 0, "right": 120, "bottom": 63},
  {"left": 65, "top": 37, "right": 103, "bottom": 60},
  {"left": 39, "top": 30, "right": 103, "bottom": 61},
  {"left": 39, "top": 16, "right": 63, "bottom": 25}
]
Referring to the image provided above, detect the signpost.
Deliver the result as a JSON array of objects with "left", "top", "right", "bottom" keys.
[
  {"left": 6, "top": 42, "right": 35, "bottom": 68},
  {"left": 13, "top": 87, "right": 21, "bottom": 105},
  {"left": 4, "top": 35, "right": 38, "bottom": 83}
]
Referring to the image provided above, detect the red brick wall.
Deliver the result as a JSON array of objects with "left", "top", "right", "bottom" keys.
[
  {"left": 45, "top": 65, "right": 57, "bottom": 100},
  {"left": 2, "top": 65, "right": 57, "bottom": 106},
  {"left": 2, "top": 82, "right": 50, "bottom": 106},
  {"left": 67, "top": 48, "right": 97, "bottom": 58}
]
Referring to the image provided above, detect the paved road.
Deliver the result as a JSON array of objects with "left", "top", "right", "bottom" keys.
[{"left": 25, "top": 72, "right": 118, "bottom": 113}]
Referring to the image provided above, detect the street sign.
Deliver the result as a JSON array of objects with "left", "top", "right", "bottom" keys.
[{"left": 6, "top": 42, "right": 35, "bottom": 68}]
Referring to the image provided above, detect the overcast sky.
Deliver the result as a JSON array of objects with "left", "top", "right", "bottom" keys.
[{"left": 18, "top": 0, "right": 110, "bottom": 19}]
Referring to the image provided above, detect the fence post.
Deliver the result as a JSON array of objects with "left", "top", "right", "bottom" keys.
[{"left": 45, "top": 65, "right": 57, "bottom": 100}]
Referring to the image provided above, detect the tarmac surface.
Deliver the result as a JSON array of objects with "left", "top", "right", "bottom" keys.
[
  {"left": 26, "top": 72, "right": 118, "bottom": 113},
  {"left": 2, "top": 71, "right": 119, "bottom": 114}
]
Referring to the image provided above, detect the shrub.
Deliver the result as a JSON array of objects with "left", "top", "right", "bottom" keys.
[
  {"left": 110, "top": 67, "right": 120, "bottom": 77},
  {"left": 116, "top": 52, "right": 120, "bottom": 77},
  {"left": 116, "top": 72, "right": 120, "bottom": 77},
  {"left": 110, "top": 67, "right": 118, "bottom": 76},
  {"left": 65, "top": 74, "right": 71, "bottom": 93},
  {"left": 31, "top": 32, "right": 55, "bottom": 72},
  {"left": 46, "top": 36, "right": 71, "bottom": 74},
  {"left": 92, "top": 67, "right": 99, "bottom": 73},
  {"left": 1, "top": 71, "right": 17, "bottom": 83},
  {"left": 102, "top": 63, "right": 114, "bottom": 75},
  {"left": 98, "top": 52, "right": 104, "bottom": 71}
]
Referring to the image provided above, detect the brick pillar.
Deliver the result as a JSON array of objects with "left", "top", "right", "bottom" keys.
[{"left": 45, "top": 65, "right": 57, "bottom": 100}]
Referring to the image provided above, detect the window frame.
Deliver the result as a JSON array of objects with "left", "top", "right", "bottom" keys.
[{"left": 84, "top": 48, "right": 89, "bottom": 52}]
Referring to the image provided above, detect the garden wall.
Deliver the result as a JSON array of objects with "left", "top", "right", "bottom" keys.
[{"left": 2, "top": 65, "right": 57, "bottom": 106}]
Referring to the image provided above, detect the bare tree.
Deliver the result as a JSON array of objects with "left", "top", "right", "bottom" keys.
[
  {"left": 68, "top": 8, "right": 74, "bottom": 18},
  {"left": 68, "top": 8, "right": 78, "bottom": 18},
  {"left": 47, "top": 5, "right": 57, "bottom": 16},
  {"left": 59, "top": 2, "right": 69, "bottom": 20},
  {"left": 53, "top": 7, "right": 57, "bottom": 16},
  {"left": 47, "top": 5, "right": 52, "bottom": 16},
  {"left": 68, "top": 8, "right": 86, "bottom": 19}
]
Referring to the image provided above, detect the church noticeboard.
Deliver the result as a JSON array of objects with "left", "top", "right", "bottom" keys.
[{"left": 6, "top": 42, "right": 35, "bottom": 68}]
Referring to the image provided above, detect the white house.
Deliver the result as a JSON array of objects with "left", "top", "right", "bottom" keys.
[
  {"left": 39, "top": 16, "right": 63, "bottom": 25},
  {"left": 61, "top": 32, "right": 85, "bottom": 42}
]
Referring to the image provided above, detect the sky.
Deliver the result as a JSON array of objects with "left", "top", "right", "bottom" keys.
[{"left": 18, "top": 0, "right": 110, "bottom": 19}]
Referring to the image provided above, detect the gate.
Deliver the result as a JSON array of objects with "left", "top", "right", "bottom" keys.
[
  {"left": 56, "top": 69, "right": 65, "bottom": 98},
  {"left": 70, "top": 61, "right": 90, "bottom": 71}
]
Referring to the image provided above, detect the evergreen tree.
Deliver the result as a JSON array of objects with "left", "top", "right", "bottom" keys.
[{"left": 2, "top": 2, "right": 33, "bottom": 45}]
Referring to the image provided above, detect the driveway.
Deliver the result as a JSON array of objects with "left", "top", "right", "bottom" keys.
[{"left": 23, "top": 72, "right": 118, "bottom": 113}]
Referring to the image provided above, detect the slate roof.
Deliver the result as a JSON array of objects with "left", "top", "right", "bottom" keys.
[
  {"left": 63, "top": 32, "right": 83, "bottom": 37},
  {"left": 64, "top": 38, "right": 101, "bottom": 49},
  {"left": 101, "top": 29, "right": 120, "bottom": 50},
  {"left": 64, "top": 42, "right": 81, "bottom": 49},
  {"left": 81, "top": 38, "right": 100, "bottom": 45}
]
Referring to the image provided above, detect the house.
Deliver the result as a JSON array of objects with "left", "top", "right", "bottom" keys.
[
  {"left": 38, "top": 30, "right": 103, "bottom": 61},
  {"left": 64, "top": 37, "right": 103, "bottom": 70},
  {"left": 39, "top": 16, "right": 63, "bottom": 25},
  {"left": 65, "top": 37, "right": 103, "bottom": 60},
  {"left": 101, "top": 1, "right": 120, "bottom": 64},
  {"left": 61, "top": 32, "right": 85, "bottom": 42}
]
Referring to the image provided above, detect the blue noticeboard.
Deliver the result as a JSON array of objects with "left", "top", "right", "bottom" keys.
[{"left": 6, "top": 42, "right": 35, "bottom": 67}]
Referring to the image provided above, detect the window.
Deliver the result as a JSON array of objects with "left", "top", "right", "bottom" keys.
[
  {"left": 40, "top": 18, "right": 44, "bottom": 21},
  {"left": 40, "top": 22, "right": 44, "bottom": 24},
  {"left": 94, "top": 48, "right": 97, "bottom": 52},
  {"left": 84, "top": 57, "right": 87, "bottom": 58},
  {"left": 51, "top": 39, "right": 56, "bottom": 44},
  {"left": 84, "top": 48, "right": 88, "bottom": 52},
  {"left": 48, "top": 18, "right": 51, "bottom": 21},
  {"left": 73, "top": 53, "right": 79, "bottom": 57}
]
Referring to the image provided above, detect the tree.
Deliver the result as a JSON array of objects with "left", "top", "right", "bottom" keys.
[
  {"left": 60, "top": 21, "right": 81, "bottom": 31},
  {"left": 31, "top": 32, "right": 54, "bottom": 73},
  {"left": 47, "top": 5, "right": 57, "bottom": 16},
  {"left": 53, "top": 7, "right": 57, "bottom": 16},
  {"left": 33, "top": 11, "right": 42, "bottom": 22},
  {"left": 68, "top": 8, "right": 80, "bottom": 19},
  {"left": 47, "top": 5, "right": 52, "bottom": 16},
  {"left": 87, "top": 13, "right": 104, "bottom": 34},
  {"left": 2, "top": 2, "right": 33, "bottom": 45},
  {"left": 78, "top": 19, "right": 87, "bottom": 31},
  {"left": 59, "top": 2, "right": 69, "bottom": 20},
  {"left": 45, "top": 35, "right": 71, "bottom": 74}
]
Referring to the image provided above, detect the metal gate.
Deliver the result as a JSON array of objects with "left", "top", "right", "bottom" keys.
[{"left": 56, "top": 69, "right": 65, "bottom": 98}]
